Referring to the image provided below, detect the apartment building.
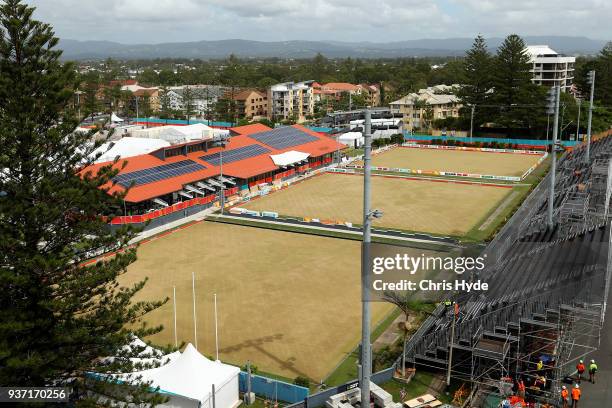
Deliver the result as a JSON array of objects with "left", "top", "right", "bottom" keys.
[
  {"left": 228, "top": 89, "right": 268, "bottom": 119},
  {"left": 525, "top": 45, "right": 575, "bottom": 92},
  {"left": 133, "top": 88, "right": 160, "bottom": 113},
  {"left": 166, "top": 85, "right": 229, "bottom": 116},
  {"left": 267, "top": 81, "right": 314, "bottom": 123},
  {"left": 312, "top": 82, "right": 381, "bottom": 107},
  {"left": 359, "top": 83, "right": 381, "bottom": 107},
  {"left": 389, "top": 84, "right": 461, "bottom": 131}
]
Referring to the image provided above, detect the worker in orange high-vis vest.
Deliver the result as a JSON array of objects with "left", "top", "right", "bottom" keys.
[
  {"left": 576, "top": 360, "right": 585, "bottom": 382},
  {"left": 560, "top": 385, "right": 569, "bottom": 408},
  {"left": 517, "top": 378, "right": 526, "bottom": 398},
  {"left": 571, "top": 384, "right": 581, "bottom": 408}
]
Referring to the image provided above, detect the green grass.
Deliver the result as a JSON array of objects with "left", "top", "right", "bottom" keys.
[
  {"left": 324, "top": 302, "right": 435, "bottom": 387},
  {"left": 324, "top": 308, "right": 401, "bottom": 387},
  {"left": 379, "top": 372, "right": 435, "bottom": 401},
  {"left": 324, "top": 349, "right": 360, "bottom": 387},
  {"left": 463, "top": 155, "right": 552, "bottom": 243}
]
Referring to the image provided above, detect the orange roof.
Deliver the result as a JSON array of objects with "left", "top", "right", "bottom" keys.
[
  {"left": 321, "top": 82, "right": 359, "bottom": 92},
  {"left": 230, "top": 123, "right": 271, "bottom": 135},
  {"left": 85, "top": 124, "right": 345, "bottom": 203}
]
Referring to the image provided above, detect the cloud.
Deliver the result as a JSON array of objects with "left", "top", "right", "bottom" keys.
[{"left": 26, "top": 0, "right": 612, "bottom": 43}]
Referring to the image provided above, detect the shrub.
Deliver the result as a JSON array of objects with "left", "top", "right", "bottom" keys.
[
  {"left": 294, "top": 376, "right": 310, "bottom": 388},
  {"left": 241, "top": 364, "right": 259, "bottom": 374}
]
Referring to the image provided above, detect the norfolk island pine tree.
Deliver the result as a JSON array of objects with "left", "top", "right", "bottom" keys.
[{"left": 0, "top": 1, "right": 170, "bottom": 404}]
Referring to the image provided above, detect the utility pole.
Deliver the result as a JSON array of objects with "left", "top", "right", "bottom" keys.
[
  {"left": 469, "top": 104, "right": 475, "bottom": 141},
  {"left": 547, "top": 85, "right": 561, "bottom": 228},
  {"left": 586, "top": 70, "right": 596, "bottom": 163},
  {"left": 360, "top": 108, "right": 372, "bottom": 408},
  {"left": 576, "top": 98, "right": 582, "bottom": 142}
]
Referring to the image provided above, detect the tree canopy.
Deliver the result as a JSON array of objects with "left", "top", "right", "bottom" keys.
[{"left": 0, "top": 1, "right": 167, "bottom": 403}]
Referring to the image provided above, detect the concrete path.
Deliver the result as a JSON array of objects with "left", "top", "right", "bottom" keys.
[
  {"left": 478, "top": 191, "right": 519, "bottom": 231},
  {"left": 128, "top": 206, "right": 219, "bottom": 245},
  {"left": 208, "top": 214, "right": 461, "bottom": 248}
]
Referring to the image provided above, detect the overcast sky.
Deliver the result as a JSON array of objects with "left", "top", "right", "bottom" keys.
[{"left": 29, "top": 0, "right": 611, "bottom": 43}]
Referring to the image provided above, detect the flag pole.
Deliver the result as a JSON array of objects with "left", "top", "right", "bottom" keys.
[
  {"left": 192, "top": 272, "right": 198, "bottom": 350},
  {"left": 214, "top": 292, "right": 219, "bottom": 360}
]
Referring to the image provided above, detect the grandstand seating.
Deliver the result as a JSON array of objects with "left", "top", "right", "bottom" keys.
[{"left": 402, "top": 136, "right": 612, "bottom": 395}]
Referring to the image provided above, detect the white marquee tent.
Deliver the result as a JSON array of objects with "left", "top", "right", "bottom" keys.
[
  {"left": 270, "top": 150, "right": 310, "bottom": 167},
  {"left": 131, "top": 123, "right": 230, "bottom": 145},
  {"left": 90, "top": 137, "right": 171, "bottom": 163},
  {"left": 337, "top": 132, "right": 364, "bottom": 148},
  {"left": 115, "top": 344, "right": 240, "bottom": 408},
  {"left": 110, "top": 112, "right": 124, "bottom": 123}
]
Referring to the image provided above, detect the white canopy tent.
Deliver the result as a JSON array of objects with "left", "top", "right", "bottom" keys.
[
  {"left": 115, "top": 344, "right": 240, "bottom": 408},
  {"left": 337, "top": 132, "right": 364, "bottom": 148},
  {"left": 130, "top": 123, "right": 230, "bottom": 144},
  {"left": 89, "top": 137, "right": 171, "bottom": 163},
  {"left": 270, "top": 150, "right": 310, "bottom": 167},
  {"left": 100, "top": 336, "right": 180, "bottom": 368},
  {"left": 110, "top": 112, "right": 124, "bottom": 123}
]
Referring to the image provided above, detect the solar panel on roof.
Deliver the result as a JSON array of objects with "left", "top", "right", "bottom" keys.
[
  {"left": 113, "top": 159, "right": 206, "bottom": 188},
  {"left": 199, "top": 144, "right": 270, "bottom": 166},
  {"left": 249, "top": 127, "right": 318, "bottom": 149}
]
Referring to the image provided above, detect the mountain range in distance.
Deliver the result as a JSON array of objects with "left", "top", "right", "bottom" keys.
[{"left": 58, "top": 36, "right": 608, "bottom": 60}]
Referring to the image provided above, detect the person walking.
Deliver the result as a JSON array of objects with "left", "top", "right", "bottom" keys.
[
  {"left": 560, "top": 385, "right": 569, "bottom": 408},
  {"left": 571, "top": 384, "right": 581, "bottom": 408},
  {"left": 589, "top": 359, "right": 598, "bottom": 384},
  {"left": 576, "top": 360, "right": 585, "bottom": 382}
]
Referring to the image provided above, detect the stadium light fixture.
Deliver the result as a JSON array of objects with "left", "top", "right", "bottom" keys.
[
  {"left": 368, "top": 209, "right": 384, "bottom": 219},
  {"left": 586, "top": 71, "right": 596, "bottom": 162}
]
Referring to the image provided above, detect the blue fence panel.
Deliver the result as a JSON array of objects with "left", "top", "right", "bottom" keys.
[
  {"left": 403, "top": 132, "right": 579, "bottom": 147},
  {"left": 134, "top": 117, "right": 235, "bottom": 128},
  {"left": 239, "top": 372, "right": 309, "bottom": 404}
]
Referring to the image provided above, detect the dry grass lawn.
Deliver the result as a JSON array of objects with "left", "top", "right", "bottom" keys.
[
  {"left": 363, "top": 147, "right": 542, "bottom": 177},
  {"left": 122, "top": 221, "right": 398, "bottom": 380},
  {"left": 241, "top": 173, "right": 511, "bottom": 236}
]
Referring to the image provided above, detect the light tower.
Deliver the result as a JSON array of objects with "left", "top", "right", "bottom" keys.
[
  {"left": 546, "top": 85, "right": 561, "bottom": 228},
  {"left": 586, "top": 70, "right": 596, "bottom": 163}
]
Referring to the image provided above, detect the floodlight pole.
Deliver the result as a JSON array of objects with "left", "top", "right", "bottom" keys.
[
  {"left": 446, "top": 304, "right": 456, "bottom": 387},
  {"left": 360, "top": 108, "right": 372, "bottom": 408},
  {"left": 576, "top": 98, "right": 582, "bottom": 143},
  {"left": 586, "top": 71, "right": 596, "bottom": 163},
  {"left": 548, "top": 85, "right": 561, "bottom": 228},
  {"left": 546, "top": 115, "right": 550, "bottom": 145}
]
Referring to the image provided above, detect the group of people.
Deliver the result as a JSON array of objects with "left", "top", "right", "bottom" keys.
[{"left": 559, "top": 359, "right": 599, "bottom": 408}]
